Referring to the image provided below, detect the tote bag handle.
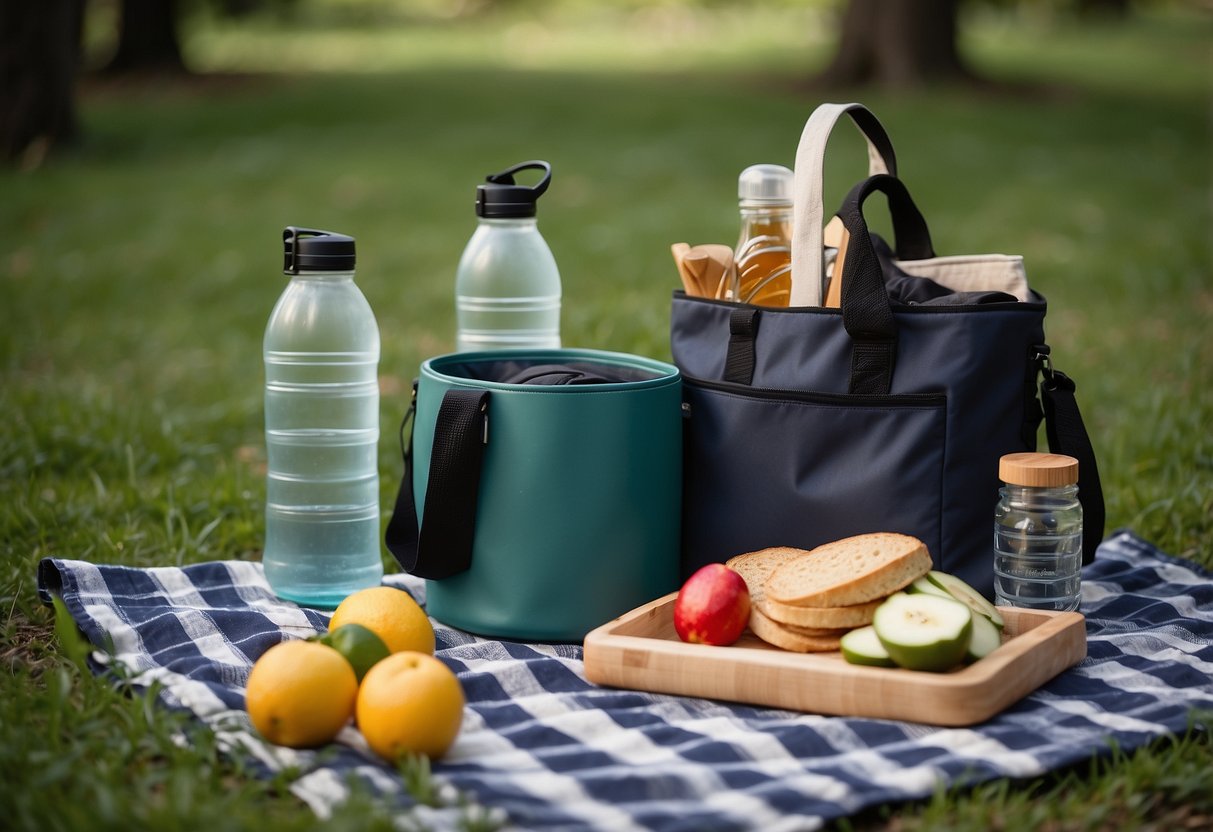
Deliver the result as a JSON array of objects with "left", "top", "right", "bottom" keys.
[
  {"left": 834, "top": 174, "right": 1107, "bottom": 558},
  {"left": 833, "top": 173, "right": 933, "bottom": 393},
  {"left": 790, "top": 102, "right": 898, "bottom": 306}
]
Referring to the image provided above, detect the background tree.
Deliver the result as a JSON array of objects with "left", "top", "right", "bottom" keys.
[
  {"left": 0, "top": 0, "right": 85, "bottom": 166},
  {"left": 104, "top": 0, "right": 187, "bottom": 74},
  {"left": 815, "top": 0, "right": 974, "bottom": 88},
  {"left": 814, "top": 0, "right": 1137, "bottom": 89},
  {"left": 1079, "top": 0, "right": 1129, "bottom": 17}
]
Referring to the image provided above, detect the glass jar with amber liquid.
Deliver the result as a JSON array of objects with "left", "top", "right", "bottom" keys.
[{"left": 732, "top": 164, "right": 793, "bottom": 307}]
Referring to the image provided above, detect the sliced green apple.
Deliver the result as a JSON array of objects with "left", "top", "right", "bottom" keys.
[
  {"left": 840, "top": 625, "right": 896, "bottom": 668},
  {"left": 908, "top": 575, "right": 951, "bottom": 598},
  {"left": 965, "top": 609, "right": 1003, "bottom": 662},
  {"left": 873, "top": 592, "right": 972, "bottom": 672},
  {"left": 924, "top": 571, "right": 1005, "bottom": 629}
]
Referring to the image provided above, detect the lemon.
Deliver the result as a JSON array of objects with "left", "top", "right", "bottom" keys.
[
  {"left": 356, "top": 652, "right": 464, "bottom": 761},
  {"left": 329, "top": 586, "right": 435, "bottom": 655},
  {"left": 316, "top": 623, "right": 391, "bottom": 682},
  {"left": 245, "top": 640, "right": 357, "bottom": 748}
]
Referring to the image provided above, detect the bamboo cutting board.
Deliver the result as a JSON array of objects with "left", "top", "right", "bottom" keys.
[{"left": 583, "top": 594, "right": 1086, "bottom": 726}]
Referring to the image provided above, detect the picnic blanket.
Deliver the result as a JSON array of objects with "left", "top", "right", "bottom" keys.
[{"left": 37, "top": 529, "right": 1213, "bottom": 831}]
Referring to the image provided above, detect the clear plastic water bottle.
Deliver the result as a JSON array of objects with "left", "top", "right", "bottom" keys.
[
  {"left": 455, "top": 160, "right": 561, "bottom": 351},
  {"left": 993, "top": 452, "right": 1083, "bottom": 612},
  {"left": 263, "top": 227, "right": 383, "bottom": 608}
]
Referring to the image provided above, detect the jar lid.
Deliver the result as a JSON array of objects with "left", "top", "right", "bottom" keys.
[
  {"left": 738, "top": 164, "right": 793, "bottom": 207},
  {"left": 999, "top": 452, "right": 1079, "bottom": 487}
]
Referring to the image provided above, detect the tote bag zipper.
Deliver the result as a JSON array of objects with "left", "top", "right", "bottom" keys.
[{"left": 683, "top": 374, "right": 946, "bottom": 408}]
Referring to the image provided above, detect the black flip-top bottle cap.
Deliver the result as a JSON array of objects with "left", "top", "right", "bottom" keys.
[
  {"left": 475, "top": 160, "right": 552, "bottom": 218},
  {"left": 283, "top": 227, "right": 356, "bottom": 274}
]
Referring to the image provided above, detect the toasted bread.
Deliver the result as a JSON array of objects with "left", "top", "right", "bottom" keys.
[
  {"left": 725, "top": 548, "right": 800, "bottom": 602},
  {"left": 756, "top": 596, "right": 880, "bottom": 629},
  {"left": 748, "top": 606, "right": 843, "bottom": 653},
  {"left": 763, "top": 533, "right": 932, "bottom": 607}
]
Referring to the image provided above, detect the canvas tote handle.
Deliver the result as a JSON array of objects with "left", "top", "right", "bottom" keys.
[{"left": 790, "top": 103, "right": 898, "bottom": 306}]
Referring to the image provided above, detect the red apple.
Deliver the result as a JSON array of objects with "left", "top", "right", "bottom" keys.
[{"left": 673, "top": 564, "right": 751, "bottom": 646}]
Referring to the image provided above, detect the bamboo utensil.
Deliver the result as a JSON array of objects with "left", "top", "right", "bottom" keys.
[
  {"left": 824, "top": 226, "right": 849, "bottom": 308},
  {"left": 671, "top": 243, "right": 700, "bottom": 296},
  {"left": 672, "top": 242, "right": 736, "bottom": 300}
]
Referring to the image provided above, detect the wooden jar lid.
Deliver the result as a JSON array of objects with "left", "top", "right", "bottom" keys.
[{"left": 999, "top": 452, "right": 1079, "bottom": 487}]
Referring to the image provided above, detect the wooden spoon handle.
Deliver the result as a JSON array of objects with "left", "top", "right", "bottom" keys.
[{"left": 671, "top": 242, "right": 700, "bottom": 296}]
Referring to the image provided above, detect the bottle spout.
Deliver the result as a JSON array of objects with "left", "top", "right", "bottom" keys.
[
  {"left": 477, "top": 161, "right": 552, "bottom": 218},
  {"left": 282, "top": 227, "right": 357, "bottom": 275}
]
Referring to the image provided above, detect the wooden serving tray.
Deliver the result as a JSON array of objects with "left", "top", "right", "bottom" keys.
[{"left": 583, "top": 594, "right": 1086, "bottom": 726}]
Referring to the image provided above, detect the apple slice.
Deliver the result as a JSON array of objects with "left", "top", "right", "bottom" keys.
[
  {"left": 966, "top": 610, "right": 1003, "bottom": 663},
  {"left": 873, "top": 592, "right": 972, "bottom": 672},
  {"left": 924, "top": 571, "right": 1005, "bottom": 629},
  {"left": 908, "top": 575, "right": 951, "bottom": 598},
  {"left": 840, "top": 625, "right": 895, "bottom": 667}
]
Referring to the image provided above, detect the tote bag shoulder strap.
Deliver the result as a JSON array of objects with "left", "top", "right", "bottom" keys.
[
  {"left": 790, "top": 102, "right": 898, "bottom": 307},
  {"left": 1038, "top": 358, "right": 1106, "bottom": 564}
]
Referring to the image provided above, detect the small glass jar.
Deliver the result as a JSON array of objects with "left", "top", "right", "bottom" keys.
[{"left": 993, "top": 452, "right": 1083, "bottom": 612}]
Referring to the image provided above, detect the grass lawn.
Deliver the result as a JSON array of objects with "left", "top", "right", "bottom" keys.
[{"left": 2, "top": 4, "right": 1211, "bottom": 830}]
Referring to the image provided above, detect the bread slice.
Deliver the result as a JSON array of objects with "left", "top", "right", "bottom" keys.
[
  {"left": 725, "top": 548, "right": 800, "bottom": 602},
  {"left": 763, "top": 533, "right": 932, "bottom": 607},
  {"left": 748, "top": 606, "right": 842, "bottom": 653},
  {"left": 756, "top": 596, "right": 880, "bottom": 629}
]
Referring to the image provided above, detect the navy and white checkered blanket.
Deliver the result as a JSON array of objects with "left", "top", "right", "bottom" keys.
[{"left": 37, "top": 530, "right": 1213, "bottom": 831}]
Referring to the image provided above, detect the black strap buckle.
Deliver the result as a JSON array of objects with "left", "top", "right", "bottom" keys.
[{"left": 1032, "top": 344, "right": 1055, "bottom": 386}]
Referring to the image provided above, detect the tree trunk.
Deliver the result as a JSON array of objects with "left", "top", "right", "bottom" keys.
[
  {"left": 106, "top": 0, "right": 187, "bottom": 75},
  {"left": 0, "top": 0, "right": 84, "bottom": 165},
  {"left": 1078, "top": 0, "right": 1130, "bottom": 18},
  {"left": 816, "top": 0, "right": 976, "bottom": 88}
]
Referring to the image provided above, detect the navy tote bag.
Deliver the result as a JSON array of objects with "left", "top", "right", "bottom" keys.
[{"left": 671, "top": 103, "right": 1104, "bottom": 598}]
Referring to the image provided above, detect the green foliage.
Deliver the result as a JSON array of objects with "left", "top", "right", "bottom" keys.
[
  {"left": 1, "top": 5, "right": 1210, "bottom": 831},
  {"left": 49, "top": 595, "right": 93, "bottom": 671}
]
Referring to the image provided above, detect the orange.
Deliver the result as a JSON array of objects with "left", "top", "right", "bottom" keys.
[
  {"left": 356, "top": 652, "right": 464, "bottom": 761},
  {"left": 245, "top": 639, "right": 357, "bottom": 748},
  {"left": 329, "top": 586, "right": 435, "bottom": 655}
]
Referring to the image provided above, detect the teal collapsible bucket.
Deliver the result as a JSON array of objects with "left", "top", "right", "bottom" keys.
[{"left": 385, "top": 349, "right": 682, "bottom": 641}]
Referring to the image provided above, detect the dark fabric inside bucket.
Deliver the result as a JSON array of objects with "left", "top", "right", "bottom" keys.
[{"left": 441, "top": 358, "right": 664, "bottom": 386}]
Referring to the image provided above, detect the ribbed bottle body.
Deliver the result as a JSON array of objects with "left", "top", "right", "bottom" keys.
[
  {"left": 455, "top": 218, "right": 561, "bottom": 351},
  {"left": 993, "top": 484, "right": 1082, "bottom": 612},
  {"left": 263, "top": 272, "right": 382, "bottom": 607}
]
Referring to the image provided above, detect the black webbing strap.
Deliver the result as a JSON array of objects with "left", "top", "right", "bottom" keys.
[
  {"left": 724, "top": 307, "right": 761, "bottom": 385},
  {"left": 850, "top": 341, "right": 897, "bottom": 396},
  {"left": 1039, "top": 365, "right": 1106, "bottom": 565},
  {"left": 384, "top": 387, "right": 490, "bottom": 580},
  {"left": 836, "top": 175, "right": 915, "bottom": 394}
]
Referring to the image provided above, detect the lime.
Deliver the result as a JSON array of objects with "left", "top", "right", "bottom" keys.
[{"left": 316, "top": 623, "right": 391, "bottom": 682}]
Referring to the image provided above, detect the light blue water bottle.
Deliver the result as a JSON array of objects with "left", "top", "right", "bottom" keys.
[
  {"left": 455, "top": 160, "right": 561, "bottom": 351},
  {"left": 262, "top": 227, "right": 383, "bottom": 608}
]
